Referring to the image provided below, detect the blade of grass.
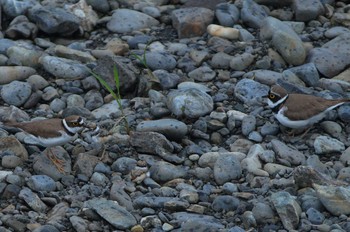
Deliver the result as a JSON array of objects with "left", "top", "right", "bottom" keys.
[
  {"left": 89, "top": 71, "right": 118, "bottom": 100},
  {"left": 113, "top": 65, "right": 121, "bottom": 98}
]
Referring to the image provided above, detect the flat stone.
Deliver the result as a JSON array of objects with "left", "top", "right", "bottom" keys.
[
  {"left": 172, "top": 7, "right": 214, "bottom": 38},
  {"left": 84, "top": 198, "right": 137, "bottom": 229},
  {"left": 107, "top": 9, "right": 159, "bottom": 33},
  {"left": 136, "top": 118, "right": 188, "bottom": 140}
]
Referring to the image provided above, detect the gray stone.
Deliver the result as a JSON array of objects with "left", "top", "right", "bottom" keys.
[
  {"left": 27, "top": 75, "right": 49, "bottom": 90},
  {"left": 260, "top": 122, "right": 280, "bottom": 136},
  {"left": 314, "top": 136, "right": 345, "bottom": 154},
  {"left": 244, "top": 70, "right": 282, "bottom": 86},
  {"left": 211, "top": 52, "right": 233, "bottom": 69},
  {"left": 2, "top": 0, "right": 36, "bottom": 18},
  {"left": 28, "top": 6, "right": 80, "bottom": 35},
  {"left": 241, "top": 115, "right": 256, "bottom": 136},
  {"left": 314, "top": 184, "right": 350, "bottom": 216},
  {"left": 252, "top": 202, "right": 277, "bottom": 224},
  {"left": 110, "top": 182, "right": 134, "bottom": 211},
  {"left": 70, "top": 216, "right": 88, "bottom": 232},
  {"left": 174, "top": 212, "right": 224, "bottom": 231},
  {"left": 167, "top": 88, "right": 214, "bottom": 118},
  {"left": 67, "top": 94, "right": 85, "bottom": 108},
  {"left": 149, "top": 161, "right": 187, "bottom": 183},
  {"left": 188, "top": 66, "right": 216, "bottom": 82},
  {"left": 212, "top": 195, "right": 240, "bottom": 211},
  {"left": 90, "top": 172, "right": 109, "bottom": 186},
  {"left": 111, "top": 157, "right": 137, "bottom": 175},
  {"left": 230, "top": 53, "right": 255, "bottom": 71},
  {"left": 248, "top": 131, "right": 263, "bottom": 142},
  {"left": 241, "top": 0, "right": 268, "bottom": 28},
  {"left": 136, "top": 118, "right": 188, "bottom": 140},
  {"left": 86, "top": 0, "right": 110, "bottom": 13},
  {"left": 18, "top": 187, "right": 47, "bottom": 213},
  {"left": 172, "top": 7, "right": 214, "bottom": 38},
  {"left": 84, "top": 198, "right": 137, "bottom": 229},
  {"left": 27, "top": 175, "right": 56, "bottom": 192},
  {"left": 107, "top": 9, "right": 159, "bottom": 33},
  {"left": 144, "top": 51, "right": 177, "bottom": 71},
  {"left": 260, "top": 17, "right": 306, "bottom": 65},
  {"left": 271, "top": 191, "right": 302, "bottom": 230},
  {"left": 310, "top": 33, "right": 350, "bottom": 77},
  {"left": 152, "top": 70, "right": 180, "bottom": 89},
  {"left": 50, "top": 98, "right": 66, "bottom": 113},
  {"left": 293, "top": 0, "right": 325, "bottom": 22},
  {"left": 215, "top": 3, "right": 239, "bottom": 27},
  {"left": 287, "top": 63, "right": 319, "bottom": 86},
  {"left": 5, "top": 15, "right": 37, "bottom": 39},
  {"left": 271, "top": 139, "right": 305, "bottom": 165},
  {"left": 0, "top": 66, "right": 36, "bottom": 85},
  {"left": 272, "top": 29, "right": 306, "bottom": 66},
  {"left": 1, "top": 155, "right": 23, "bottom": 168},
  {"left": 306, "top": 207, "right": 325, "bottom": 225},
  {"left": 130, "top": 131, "right": 183, "bottom": 163},
  {"left": 1, "top": 81, "right": 32, "bottom": 106},
  {"left": 213, "top": 153, "right": 242, "bottom": 185},
  {"left": 234, "top": 78, "right": 269, "bottom": 105},
  {"left": 39, "top": 56, "right": 90, "bottom": 80}
]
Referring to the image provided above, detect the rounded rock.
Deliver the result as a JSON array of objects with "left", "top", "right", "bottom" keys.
[
  {"left": 167, "top": 88, "right": 214, "bottom": 118},
  {"left": 136, "top": 119, "right": 188, "bottom": 141},
  {"left": 1, "top": 81, "right": 32, "bottom": 106},
  {"left": 27, "top": 175, "right": 56, "bottom": 192}
]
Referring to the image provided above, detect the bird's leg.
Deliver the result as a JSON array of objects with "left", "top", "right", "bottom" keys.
[
  {"left": 46, "top": 148, "right": 66, "bottom": 173},
  {"left": 298, "top": 126, "right": 312, "bottom": 139}
]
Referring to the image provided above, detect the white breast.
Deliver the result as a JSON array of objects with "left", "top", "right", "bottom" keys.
[
  {"left": 275, "top": 103, "right": 344, "bottom": 129},
  {"left": 23, "top": 131, "right": 77, "bottom": 147}
]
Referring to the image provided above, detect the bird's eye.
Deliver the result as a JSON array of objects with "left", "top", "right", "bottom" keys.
[
  {"left": 269, "top": 94, "right": 275, "bottom": 99},
  {"left": 72, "top": 122, "right": 79, "bottom": 126}
]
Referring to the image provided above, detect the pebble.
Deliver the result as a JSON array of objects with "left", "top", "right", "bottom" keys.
[
  {"left": 314, "top": 136, "right": 345, "bottom": 154},
  {"left": 152, "top": 70, "right": 180, "bottom": 89},
  {"left": 241, "top": 115, "right": 256, "bottom": 136},
  {"left": 0, "top": 0, "right": 350, "bottom": 231},
  {"left": 234, "top": 79, "right": 269, "bottom": 105},
  {"left": 149, "top": 161, "right": 187, "bottom": 183},
  {"left": 1, "top": 155, "right": 23, "bottom": 168},
  {"left": 39, "top": 56, "right": 90, "bottom": 80},
  {"left": 207, "top": 24, "right": 240, "bottom": 40},
  {"left": 215, "top": 3, "right": 239, "bottom": 27},
  {"left": 213, "top": 153, "right": 242, "bottom": 185},
  {"left": 144, "top": 51, "right": 177, "bottom": 71},
  {"left": 1, "top": 80, "right": 32, "bottom": 106},
  {"left": 0, "top": 66, "right": 36, "bottom": 85},
  {"left": 188, "top": 66, "right": 216, "bottom": 82},
  {"left": 313, "top": 184, "right": 350, "bottom": 216},
  {"left": 212, "top": 195, "right": 240, "bottom": 212},
  {"left": 107, "top": 9, "right": 159, "bottom": 33},
  {"left": 28, "top": 6, "right": 80, "bottom": 35},
  {"left": 84, "top": 198, "right": 137, "bottom": 229},
  {"left": 230, "top": 53, "right": 255, "bottom": 71},
  {"left": 271, "top": 139, "right": 306, "bottom": 166},
  {"left": 241, "top": 0, "right": 268, "bottom": 28},
  {"left": 261, "top": 17, "right": 306, "bottom": 65},
  {"left": 271, "top": 191, "right": 302, "bottom": 230},
  {"left": 136, "top": 118, "right": 188, "bottom": 140},
  {"left": 171, "top": 7, "right": 214, "bottom": 38},
  {"left": 18, "top": 187, "right": 47, "bottom": 213},
  {"left": 166, "top": 88, "right": 214, "bottom": 118}
]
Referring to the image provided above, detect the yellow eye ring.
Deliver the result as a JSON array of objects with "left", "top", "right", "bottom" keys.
[{"left": 269, "top": 94, "right": 275, "bottom": 99}]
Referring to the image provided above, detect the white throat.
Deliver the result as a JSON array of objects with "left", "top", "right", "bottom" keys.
[
  {"left": 63, "top": 118, "right": 83, "bottom": 134},
  {"left": 267, "top": 94, "right": 288, "bottom": 108}
]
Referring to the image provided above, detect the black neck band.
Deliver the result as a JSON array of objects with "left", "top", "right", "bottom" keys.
[{"left": 62, "top": 120, "right": 75, "bottom": 136}]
